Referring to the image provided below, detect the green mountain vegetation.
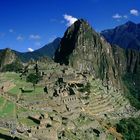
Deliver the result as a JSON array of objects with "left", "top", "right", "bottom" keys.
[{"left": 116, "top": 117, "right": 140, "bottom": 140}]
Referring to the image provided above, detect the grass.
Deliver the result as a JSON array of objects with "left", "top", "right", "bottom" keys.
[
  {"left": 5, "top": 72, "right": 44, "bottom": 97},
  {"left": 21, "top": 86, "right": 44, "bottom": 97},
  {"left": 18, "top": 118, "right": 39, "bottom": 126},
  {"left": 0, "top": 72, "right": 45, "bottom": 130},
  {"left": 116, "top": 117, "right": 140, "bottom": 140},
  {"left": 16, "top": 106, "right": 28, "bottom": 114},
  {"left": 107, "top": 134, "right": 115, "bottom": 140},
  {"left": 123, "top": 73, "right": 140, "bottom": 109},
  {"left": 0, "top": 101, "right": 15, "bottom": 118},
  {"left": 0, "top": 97, "right": 5, "bottom": 107},
  {"left": 8, "top": 86, "right": 20, "bottom": 95}
]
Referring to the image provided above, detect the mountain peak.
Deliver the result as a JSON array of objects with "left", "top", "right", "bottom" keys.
[
  {"left": 76, "top": 18, "right": 88, "bottom": 24},
  {"left": 55, "top": 19, "right": 120, "bottom": 88},
  {"left": 0, "top": 48, "right": 17, "bottom": 69},
  {"left": 73, "top": 18, "right": 90, "bottom": 28},
  {"left": 4, "top": 47, "right": 12, "bottom": 52},
  {"left": 101, "top": 21, "right": 140, "bottom": 50},
  {"left": 55, "top": 18, "right": 97, "bottom": 65},
  {"left": 125, "top": 21, "right": 136, "bottom": 26}
]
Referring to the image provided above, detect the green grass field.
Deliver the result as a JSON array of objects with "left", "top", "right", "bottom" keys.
[
  {"left": 0, "top": 72, "right": 45, "bottom": 119},
  {"left": 0, "top": 100, "right": 15, "bottom": 118},
  {"left": 2, "top": 72, "right": 44, "bottom": 98},
  {"left": 0, "top": 97, "right": 5, "bottom": 107},
  {"left": 18, "top": 117, "right": 39, "bottom": 126}
]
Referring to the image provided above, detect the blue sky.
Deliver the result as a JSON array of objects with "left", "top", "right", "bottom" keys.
[{"left": 0, "top": 0, "right": 140, "bottom": 52}]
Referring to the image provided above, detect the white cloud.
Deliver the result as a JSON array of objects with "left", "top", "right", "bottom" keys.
[
  {"left": 63, "top": 14, "right": 78, "bottom": 26},
  {"left": 16, "top": 35, "right": 24, "bottom": 41},
  {"left": 112, "top": 13, "right": 122, "bottom": 19},
  {"left": 29, "top": 34, "right": 41, "bottom": 40},
  {"left": 112, "top": 14, "right": 128, "bottom": 21},
  {"left": 9, "top": 29, "right": 14, "bottom": 33},
  {"left": 28, "top": 48, "right": 34, "bottom": 52},
  {"left": 130, "top": 9, "right": 139, "bottom": 16}
]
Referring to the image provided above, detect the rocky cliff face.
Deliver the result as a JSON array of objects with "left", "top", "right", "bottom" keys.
[
  {"left": 111, "top": 45, "right": 140, "bottom": 74},
  {"left": 126, "top": 49, "right": 140, "bottom": 74},
  {"left": 0, "top": 48, "right": 17, "bottom": 70},
  {"left": 55, "top": 19, "right": 120, "bottom": 88}
]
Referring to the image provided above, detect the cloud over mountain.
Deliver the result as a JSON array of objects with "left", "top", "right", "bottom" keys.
[
  {"left": 28, "top": 47, "right": 34, "bottom": 52},
  {"left": 63, "top": 14, "right": 77, "bottom": 26}
]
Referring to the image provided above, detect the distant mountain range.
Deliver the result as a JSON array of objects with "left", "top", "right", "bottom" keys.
[
  {"left": 101, "top": 21, "right": 140, "bottom": 50},
  {"left": 1, "top": 21, "right": 140, "bottom": 65},
  {"left": 0, "top": 37, "right": 61, "bottom": 63},
  {"left": 15, "top": 37, "right": 61, "bottom": 62}
]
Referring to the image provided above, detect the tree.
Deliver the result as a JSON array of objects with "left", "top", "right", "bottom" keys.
[
  {"left": 26, "top": 73, "right": 42, "bottom": 90},
  {"left": 116, "top": 117, "right": 140, "bottom": 140}
]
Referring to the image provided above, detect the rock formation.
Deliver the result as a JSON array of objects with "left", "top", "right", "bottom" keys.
[{"left": 55, "top": 19, "right": 120, "bottom": 88}]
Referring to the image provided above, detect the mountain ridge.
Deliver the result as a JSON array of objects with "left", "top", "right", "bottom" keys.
[
  {"left": 0, "top": 37, "right": 61, "bottom": 63},
  {"left": 101, "top": 21, "right": 140, "bottom": 50}
]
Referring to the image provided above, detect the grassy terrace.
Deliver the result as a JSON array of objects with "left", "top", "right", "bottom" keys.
[
  {"left": 1, "top": 72, "right": 44, "bottom": 99},
  {"left": 0, "top": 100, "right": 15, "bottom": 118},
  {"left": 0, "top": 72, "right": 45, "bottom": 119},
  {"left": 0, "top": 97, "right": 5, "bottom": 107},
  {"left": 18, "top": 117, "right": 39, "bottom": 126}
]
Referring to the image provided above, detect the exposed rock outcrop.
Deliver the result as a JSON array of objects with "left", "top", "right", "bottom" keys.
[{"left": 0, "top": 48, "right": 17, "bottom": 70}]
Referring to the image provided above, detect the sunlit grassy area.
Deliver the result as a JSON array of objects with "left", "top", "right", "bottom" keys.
[
  {"left": 18, "top": 117, "right": 39, "bottom": 126},
  {"left": 0, "top": 101, "right": 15, "bottom": 118},
  {"left": 2, "top": 72, "right": 44, "bottom": 97},
  {"left": 0, "top": 97, "right": 5, "bottom": 107}
]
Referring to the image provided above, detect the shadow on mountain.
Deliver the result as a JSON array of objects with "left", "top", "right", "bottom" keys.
[
  {"left": 123, "top": 73, "right": 140, "bottom": 109},
  {"left": 0, "top": 133, "right": 21, "bottom": 140}
]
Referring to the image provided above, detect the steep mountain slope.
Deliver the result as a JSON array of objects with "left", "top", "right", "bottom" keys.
[
  {"left": 101, "top": 21, "right": 140, "bottom": 108},
  {"left": 101, "top": 21, "right": 140, "bottom": 50},
  {"left": 16, "top": 37, "right": 61, "bottom": 62},
  {"left": 55, "top": 19, "right": 120, "bottom": 88},
  {"left": 111, "top": 45, "right": 140, "bottom": 108},
  {"left": 0, "top": 48, "right": 17, "bottom": 70},
  {"left": 111, "top": 45, "right": 140, "bottom": 74}
]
